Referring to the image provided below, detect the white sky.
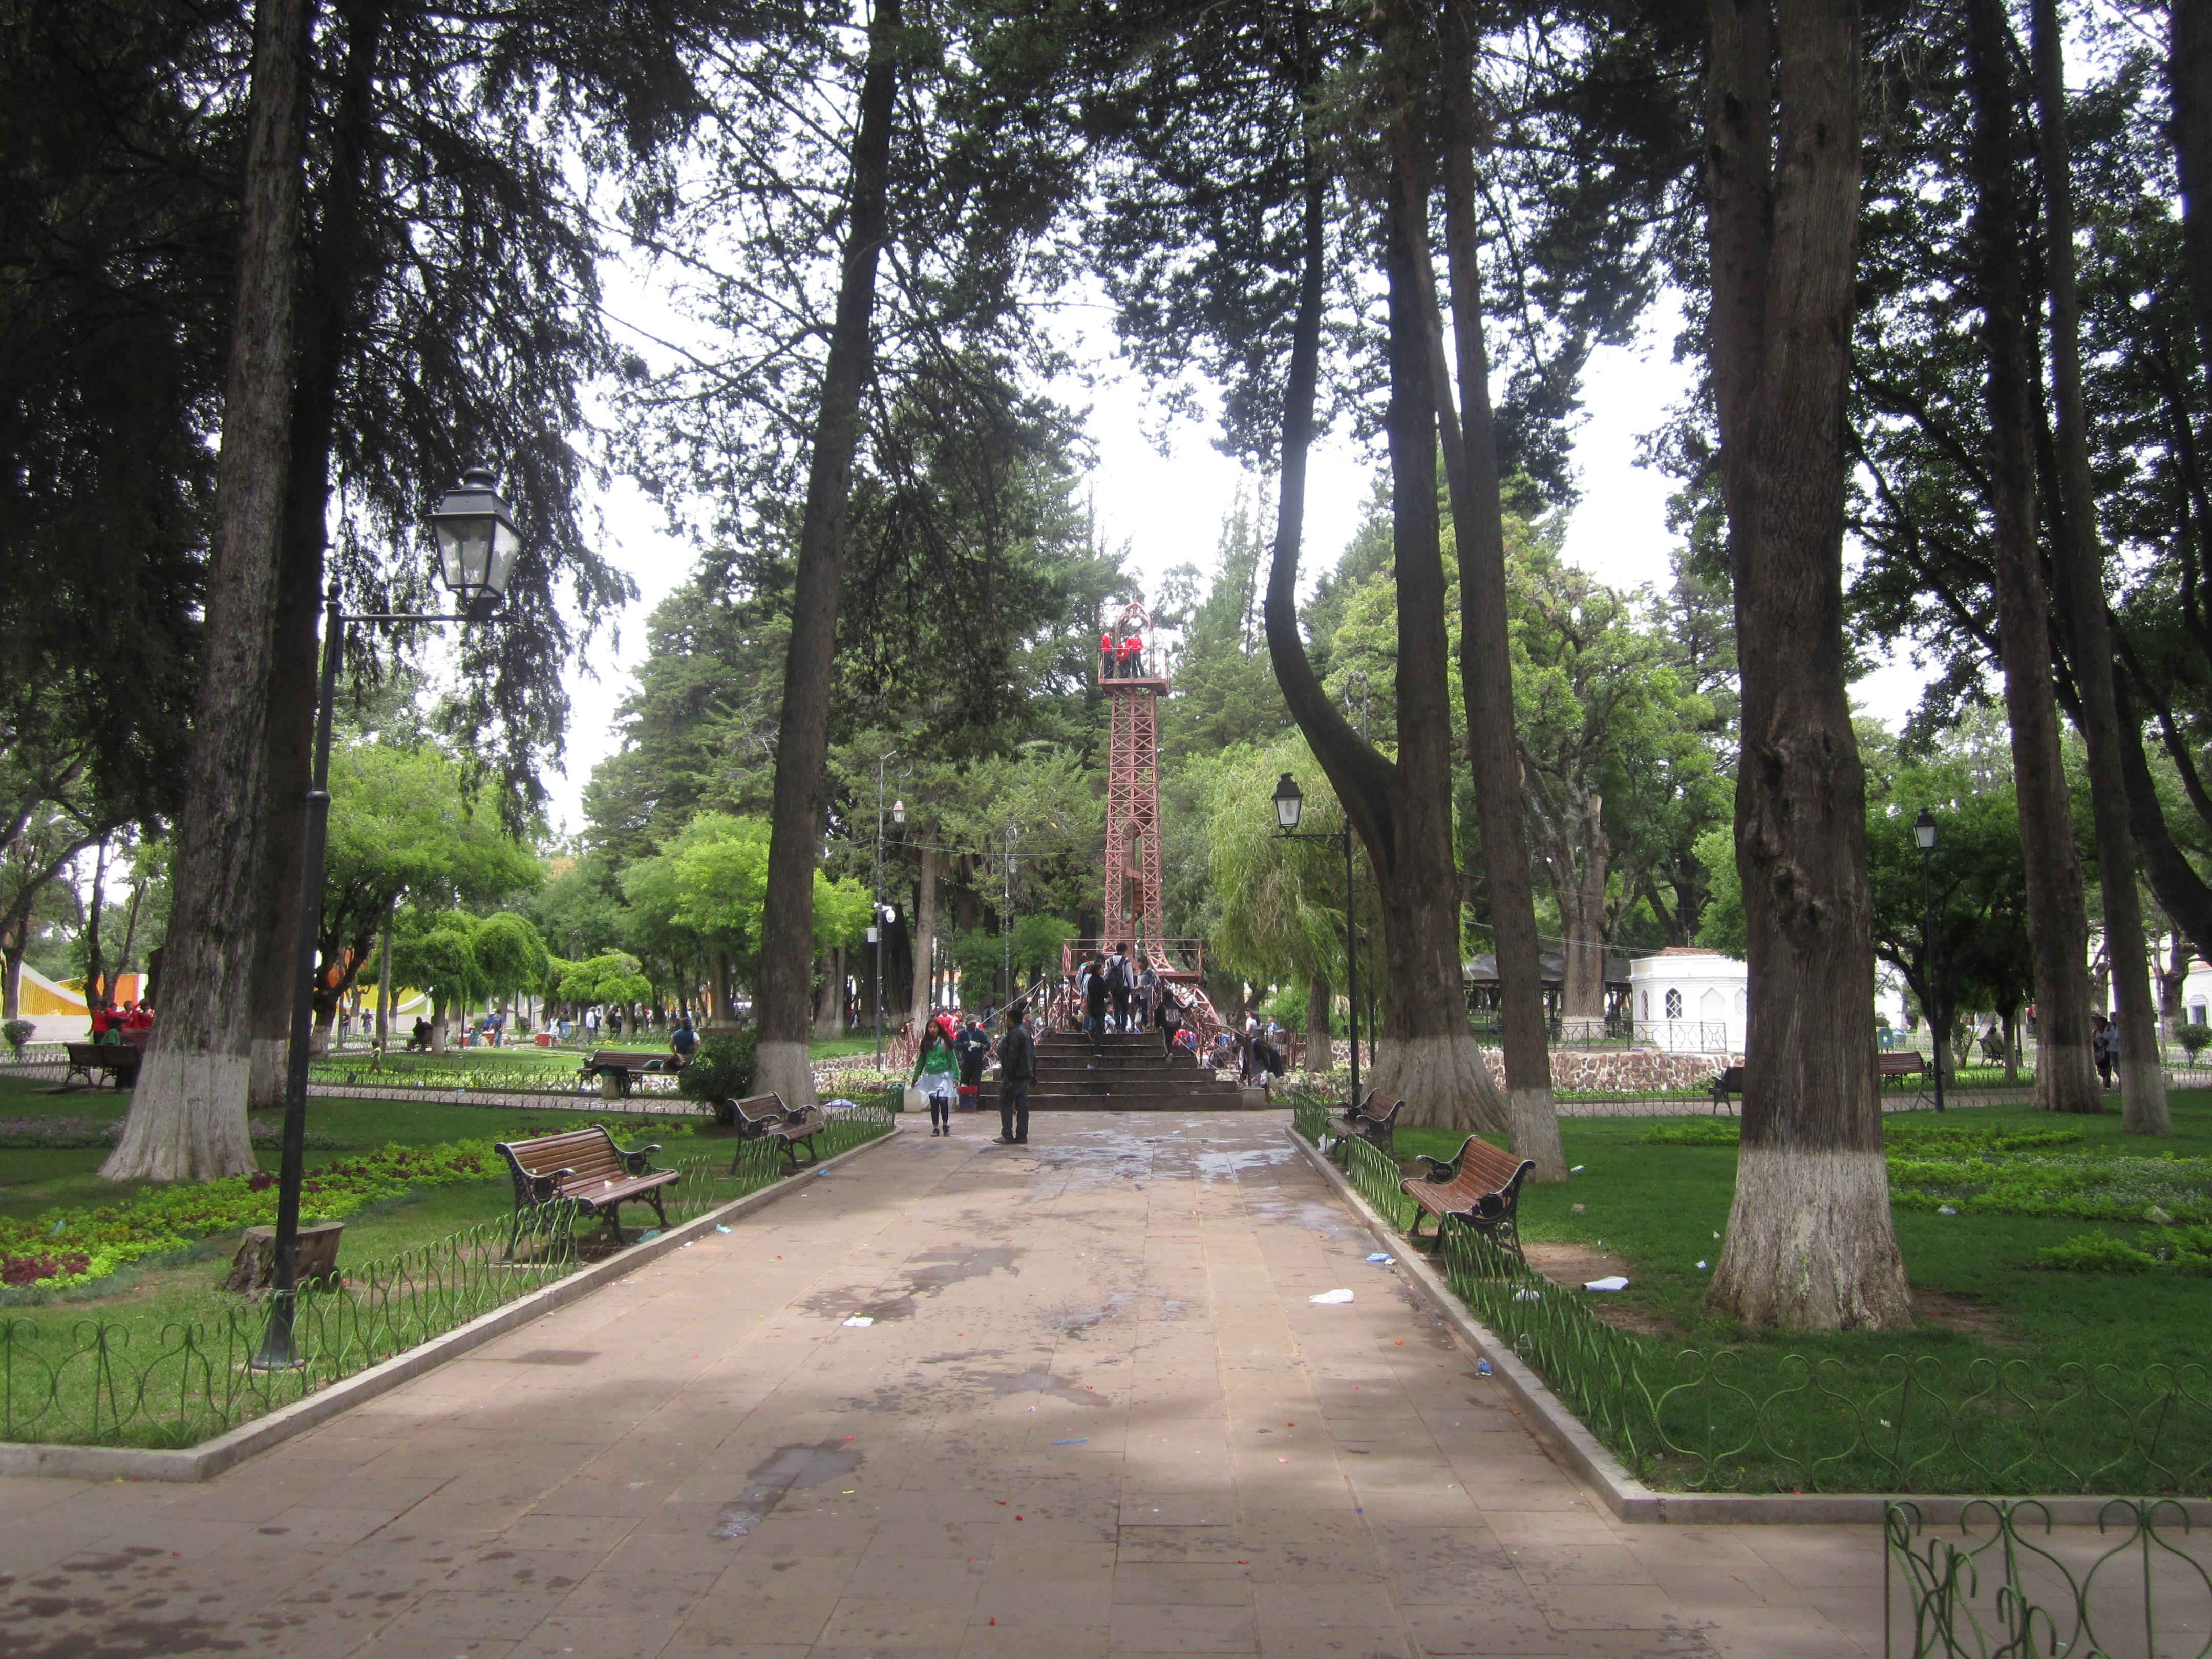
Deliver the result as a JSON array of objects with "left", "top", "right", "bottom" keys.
[{"left": 542, "top": 285, "right": 1937, "bottom": 838}]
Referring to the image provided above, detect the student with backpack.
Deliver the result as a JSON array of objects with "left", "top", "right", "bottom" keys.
[
  {"left": 1107, "top": 943, "right": 1134, "bottom": 1033},
  {"left": 1157, "top": 990, "right": 1183, "bottom": 1059}
]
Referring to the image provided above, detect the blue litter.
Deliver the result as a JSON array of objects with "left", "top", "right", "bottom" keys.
[
  {"left": 1366, "top": 1253, "right": 1392, "bottom": 1263},
  {"left": 715, "top": 1225, "right": 733, "bottom": 1233},
  {"left": 636, "top": 1229, "right": 662, "bottom": 1242},
  {"left": 1475, "top": 1359, "right": 1493, "bottom": 1377},
  {"left": 1052, "top": 1438, "right": 1090, "bottom": 1447}
]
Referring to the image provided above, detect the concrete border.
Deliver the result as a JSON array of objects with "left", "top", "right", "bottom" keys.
[
  {"left": 1289, "top": 1128, "right": 2212, "bottom": 1527},
  {"left": 0, "top": 1125, "right": 904, "bottom": 1483}
]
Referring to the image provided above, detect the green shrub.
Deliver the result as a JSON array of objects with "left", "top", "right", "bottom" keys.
[
  {"left": 680, "top": 1032, "right": 757, "bottom": 1122},
  {"left": 2181, "top": 1023, "right": 2212, "bottom": 1059},
  {"left": 2034, "top": 1231, "right": 2159, "bottom": 1273},
  {"left": 2, "top": 1019, "right": 31, "bottom": 1056}
]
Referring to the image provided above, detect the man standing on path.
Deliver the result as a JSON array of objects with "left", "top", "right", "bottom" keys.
[
  {"left": 1108, "top": 942, "right": 1134, "bottom": 1034},
  {"left": 995, "top": 1005, "right": 1035, "bottom": 1144}
]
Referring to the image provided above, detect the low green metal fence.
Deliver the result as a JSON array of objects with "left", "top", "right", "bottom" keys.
[
  {"left": 1290, "top": 1107, "right": 2212, "bottom": 1496},
  {"left": 0, "top": 1105, "right": 894, "bottom": 1450},
  {"left": 1886, "top": 1498, "right": 2210, "bottom": 1656}
]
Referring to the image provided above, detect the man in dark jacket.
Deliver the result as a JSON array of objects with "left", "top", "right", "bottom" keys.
[
  {"left": 996, "top": 1006, "right": 1037, "bottom": 1144},
  {"left": 1083, "top": 955, "right": 1110, "bottom": 1059}
]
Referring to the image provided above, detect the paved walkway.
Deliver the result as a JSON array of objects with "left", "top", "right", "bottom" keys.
[{"left": 0, "top": 1113, "right": 1885, "bottom": 1658}]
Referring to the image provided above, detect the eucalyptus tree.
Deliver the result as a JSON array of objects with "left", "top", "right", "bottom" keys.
[{"left": 1700, "top": 0, "right": 1911, "bottom": 1330}]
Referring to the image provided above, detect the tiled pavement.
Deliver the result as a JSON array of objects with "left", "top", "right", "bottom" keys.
[{"left": 0, "top": 1113, "right": 1891, "bottom": 1658}]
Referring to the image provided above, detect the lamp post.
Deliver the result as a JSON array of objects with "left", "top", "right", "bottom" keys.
[
  {"left": 1002, "top": 820, "right": 1017, "bottom": 1012},
  {"left": 256, "top": 464, "right": 519, "bottom": 1370},
  {"left": 1272, "top": 773, "right": 1358, "bottom": 1112},
  {"left": 871, "top": 755, "right": 901, "bottom": 1066},
  {"left": 1914, "top": 806, "right": 1946, "bottom": 1115}
]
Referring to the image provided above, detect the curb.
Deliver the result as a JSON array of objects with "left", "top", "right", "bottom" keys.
[
  {"left": 1288, "top": 1129, "right": 2212, "bottom": 1528},
  {"left": 0, "top": 1126, "right": 904, "bottom": 1483}
]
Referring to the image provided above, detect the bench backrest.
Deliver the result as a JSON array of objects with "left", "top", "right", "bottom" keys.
[
  {"left": 1424, "top": 1135, "right": 1536, "bottom": 1213},
  {"left": 586, "top": 1049, "right": 644, "bottom": 1070},
  {"left": 1878, "top": 1052, "right": 1926, "bottom": 1076},
  {"left": 733, "top": 1092, "right": 791, "bottom": 1127},
  {"left": 499, "top": 1126, "right": 625, "bottom": 1193}
]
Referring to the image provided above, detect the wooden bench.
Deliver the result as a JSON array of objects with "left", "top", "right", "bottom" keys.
[
  {"left": 1713, "top": 1054, "right": 1931, "bottom": 1114},
  {"left": 578, "top": 1049, "right": 666, "bottom": 1098},
  {"left": 64, "top": 1042, "right": 140, "bottom": 1091},
  {"left": 1334, "top": 1092, "right": 1405, "bottom": 1159},
  {"left": 1879, "top": 1050, "right": 1932, "bottom": 1108},
  {"left": 728, "top": 1092, "right": 822, "bottom": 1173},
  {"left": 1399, "top": 1134, "right": 1536, "bottom": 1260},
  {"left": 495, "top": 1125, "right": 678, "bottom": 1244},
  {"left": 1709, "top": 1064, "right": 1746, "bottom": 1115}
]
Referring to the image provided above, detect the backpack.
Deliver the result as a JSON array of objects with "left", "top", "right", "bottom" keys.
[{"left": 1109, "top": 954, "right": 1132, "bottom": 990}]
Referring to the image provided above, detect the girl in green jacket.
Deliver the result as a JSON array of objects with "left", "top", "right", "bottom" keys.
[{"left": 913, "top": 1023, "right": 960, "bottom": 1135}]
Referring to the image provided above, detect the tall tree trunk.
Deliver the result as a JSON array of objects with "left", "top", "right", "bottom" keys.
[
  {"left": 1430, "top": 2, "right": 1565, "bottom": 1178},
  {"left": 1306, "top": 974, "right": 1332, "bottom": 1077},
  {"left": 1258, "top": 75, "right": 1506, "bottom": 1135},
  {"left": 374, "top": 897, "right": 393, "bottom": 1049},
  {"left": 707, "top": 948, "right": 731, "bottom": 1023},
  {"left": 910, "top": 843, "right": 939, "bottom": 1023},
  {"left": 3, "top": 945, "right": 21, "bottom": 1024},
  {"left": 813, "top": 949, "right": 844, "bottom": 1039},
  {"left": 431, "top": 995, "right": 448, "bottom": 1054},
  {"left": 2028, "top": 0, "right": 2172, "bottom": 1135},
  {"left": 751, "top": 0, "right": 900, "bottom": 1108},
  {"left": 104, "top": 0, "right": 311, "bottom": 1183},
  {"left": 1964, "top": 0, "right": 2102, "bottom": 1114},
  {"left": 82, "top": 836, "right": 109, "bottom": 1008},
  {"left": 246, "top": 0, "right": 388, "bottom": 1115},
  {"left": 2172, "top": 0, "right": 2212, "bottom": 388},
  {"left": 1702, "top": 0, "right": 1911, "bottom": 1330}
]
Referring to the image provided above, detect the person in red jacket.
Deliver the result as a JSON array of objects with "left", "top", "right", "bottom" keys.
[
  {"left": 1100, "top": 631, "right": 1117, "bottom": 679},
  {"left": 1118, "top": 635, "right": 1143, "bottom": 677}
]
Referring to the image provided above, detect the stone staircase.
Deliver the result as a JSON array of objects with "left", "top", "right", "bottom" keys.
[{"left": 975, "top": 1029, "right": 1259, "bottom": 1112}]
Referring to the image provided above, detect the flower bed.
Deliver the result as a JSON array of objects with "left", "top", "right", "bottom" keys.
[{"left": 0, "top": 1140, "right": 504, "bottom": 1293}]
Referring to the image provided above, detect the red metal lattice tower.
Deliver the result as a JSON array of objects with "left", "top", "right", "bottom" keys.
[{"left": 1101, "top": 601, "right": 1166, "bottom": 948}]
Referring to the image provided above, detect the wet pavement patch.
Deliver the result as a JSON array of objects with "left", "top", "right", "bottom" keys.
[{"left": 711, "top": 1442, "right": 864, "bottom": 1538}]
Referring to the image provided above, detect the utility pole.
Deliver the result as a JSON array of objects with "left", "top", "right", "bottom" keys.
[{"left": 1002, "top": 820, "right": 1017, "bottom": 1010}]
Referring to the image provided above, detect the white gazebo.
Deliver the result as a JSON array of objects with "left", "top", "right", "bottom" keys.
[{"left": 1628, "top": 948, "right": 1748, "bottom": 1054}]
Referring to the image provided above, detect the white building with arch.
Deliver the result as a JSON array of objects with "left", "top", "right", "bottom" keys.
[{"left": 1628, "top": 947, "right": 1748, "bottom": 1055}]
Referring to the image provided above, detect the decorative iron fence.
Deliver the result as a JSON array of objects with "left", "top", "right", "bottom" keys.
[
  {"left": 1885, "top": 1498, "right": 2211, "bottom": 1657},
  {"left": 1288, "top": 1111, "right": 2212, "bottom": 1496},
  {"left": 0, "top": 1105, "right": 893, "bottom": 1449}
]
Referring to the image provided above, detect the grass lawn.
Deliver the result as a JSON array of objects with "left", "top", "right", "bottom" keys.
[
  {"left": 0, "top": 1071, "right": 730, "bottom": 1331},
  {"left": 1393, "top": 1091, "right": 2212, "bottom": 1380}
]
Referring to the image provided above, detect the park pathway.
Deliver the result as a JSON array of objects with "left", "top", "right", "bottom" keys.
[{"left": 0, "top": 1113, "right": 1885, "bottom": 1658}]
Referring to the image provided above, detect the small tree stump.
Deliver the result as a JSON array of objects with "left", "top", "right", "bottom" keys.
[{"left": 223, "top": 1222, "right": 344, "bottom": 1295}]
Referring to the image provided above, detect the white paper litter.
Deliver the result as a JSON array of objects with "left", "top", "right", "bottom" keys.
[
  {"left": 1513, "top": 1288, "right": 1543, "bottom": 1302},
  {"left": 1695, "top": 1260, "right": 1708, "bottom": 1270},
  {"left": 842, "top": 1315, "right": 874, "bottom": 1327},
  {"left": 1937, "top": 1205, "right": 1958, "bottom": 1215},
  {"left": 1308, "top": 1289, "right": 1355, "bottom": 1305},
  {"left": 1570, "top": 1165, "right": 1586, "bottom": 1173},
  {"left": 1583, "top": 1274, "right": 1631, "bottom": 1292}
]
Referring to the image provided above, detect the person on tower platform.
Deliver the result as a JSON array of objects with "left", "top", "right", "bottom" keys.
[
  {"left": 1118, "top": 634, "right": 1143, "bottom": 677},
  {"left": 1100, "top": 630, "right": 1117, "bottom": 679}
]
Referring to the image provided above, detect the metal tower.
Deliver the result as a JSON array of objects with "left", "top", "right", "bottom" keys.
[{"left": 1101, "top": 600, "right": 1166, "bottom": 947}]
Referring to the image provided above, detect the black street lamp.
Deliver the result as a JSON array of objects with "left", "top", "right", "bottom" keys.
[
  {"left": 1272, "top": 773, "right": 1359, "bottom": 1113},
  {"left": 1914, "top": 806, "right": 1946, "bottom": 1115},
  {"left": 255, "top": 465, "right": 520, "bottom": 1370}
]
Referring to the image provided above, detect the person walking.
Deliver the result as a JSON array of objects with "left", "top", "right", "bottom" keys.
[
  {"left": 2092, "top": 1012, "right": 2117, "bottom": 1091},
  {"left": 913, "top": 1020, "right": 961, "bottom": 1135},
  {"left": 1157, "top": 989, "right": 1183, "bottom": 1060},
  {"left": 1135, "top": 962, "right": 1156, "bottom": 1032},
  {"left": 996, "top": 1005, "right": 1036, "bottom": 1144},
  {"left": 1083, "top": 954, "right": 1110, "bottom": 1062},
  {"left": 956, "top": 1014, "right": 991, "bottom": 1114},
  {"left": 1108, "top": 942, "right": 1134, "bottom": 1034}
]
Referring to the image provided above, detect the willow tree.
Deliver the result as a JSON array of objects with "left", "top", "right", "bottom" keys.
[{"left": 1702, "top": 0, "right": 1911, "bottom": 1329}]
